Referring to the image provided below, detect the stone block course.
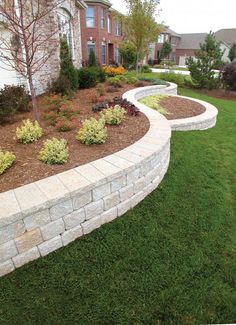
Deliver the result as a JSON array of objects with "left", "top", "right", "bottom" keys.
[
  {"left": 0, "top": 221, "right": 25, "bottom": 245},
  {"left": 40, "top": 219, "right": 65, "bottom": 241},
  {"left": 0, "top": 240, "right": 18, "bottom": 263},
  {"left": 13, "top": 247, "right": 40, "bottom": 268},
  {"left": 82, "top": 216, "right": 101, "bottom": 235},
  {"left": 73, "top": 191, "right": 92, "bottom": 210},
  {"left": 15, "top": 229, "right": 42, "bottom": 254},
  {"left": 103, "top": 192, "right": 120, "bottom": 211},
  {"left": 63, "top": 209, "right": 85, "bottom": 230},
  {"left": 119, "top": 184, "right": 134, "bottom": 202},
  {"left": 93, "top": 183, "right": 111, "bottom": 201},
  {"left": 50, "top": 200, "right": 73, "bottom": 220},
  {"left": 38, "top": 236, "right": 63, "bottom": 257},
  {"left": 0, "top": 260, "right": 15, "bottom": 277},
  {"left": 24, "top": 210, "right": 51, "bottom": 231},
  {"left": 101, "top": 207, "right": 118, "bottom": 224},
  {"left": 62, "top": 226, "right": 83, "bottom": 246},
  {"left": 85, "top": 200, "right": 103, "bottom": 220}
]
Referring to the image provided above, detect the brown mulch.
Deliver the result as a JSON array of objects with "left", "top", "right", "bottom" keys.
[
  {"left": 160, "top": 96, "right": 206, "bottom": 120},
  {"left": 0, "top": 84, "right": 150, "bottom": 193},
  {"left": 198, "top": 88, "right": 236, "bottom": 100}
]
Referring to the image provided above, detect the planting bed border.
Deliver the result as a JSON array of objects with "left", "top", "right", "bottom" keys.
[{"left": 0, "top": 82, "right": 218, "bottom": 277}]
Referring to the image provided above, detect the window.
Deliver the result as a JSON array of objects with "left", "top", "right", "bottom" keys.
[
  {"left": 108, "top": 16, "right": 111, "bottom": 33},
  {"left": 101, "top": 8, "right": 106, "bottom": 29},
  {"left": 86, "top": 6, "right": 95, "bottom": 27},
  {"left": 115, "top": 21, "right": 122, "bottom": 36},
  {"left": 157, "top": 34, "right": 165, "bottom": 43},
  {"left": 115, "top": 48, "right": 121, "bottom": 64},
  {"left": 87, "top": 41, "right": 95, "bottom": 57},
  {"left": 101, "top": 42, "right": 107, "bottom": 65},
  {"left": 57, "top": 8, "right": 73, "bottom": 54}
]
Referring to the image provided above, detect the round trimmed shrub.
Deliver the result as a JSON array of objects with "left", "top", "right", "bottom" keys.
[
  {"left": 39, "top": 138, "right": 69, "bottom": 165},
  {"left": 101, "top": 105, "right": 126, "bottom": 125},
  {"left": 76, "top": 117, "right": 107, "bottom": 145},
  {"left": 16, "top": 119, "right": 43, "bottom": 144},
  {"left": 0, "top": 151, "right": 16, "bottom": 174}
]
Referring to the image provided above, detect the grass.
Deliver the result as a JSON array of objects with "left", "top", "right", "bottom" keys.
[{"left": 0, "top": 89, "right": 236, "bottom": 324}]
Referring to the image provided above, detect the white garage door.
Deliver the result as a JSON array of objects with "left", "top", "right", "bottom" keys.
[{"left": 0, "top": 29, "right": 19, "bottom": 89}]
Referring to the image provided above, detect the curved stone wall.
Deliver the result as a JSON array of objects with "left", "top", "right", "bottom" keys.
[
  {"left": 0, "top": 83, "right": 218, "bottom": 277},
  {"left": 0, "top": 86, "right": 172, "bottom": 277}
]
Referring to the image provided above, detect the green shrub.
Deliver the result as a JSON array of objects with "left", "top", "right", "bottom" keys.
[
  {"left": 158, "top": 72, "right": 185, "bottom": 87},
  {"left": 138, "top": 76, "right": 168, "bottom": 86},
  {"left": 126, "top": 76, "right": 138, "bottom": 84},
  {"left": 139, "top": 95, "right": 169, "bottom": 115},
  {"left": 88, "top": 50, "right": 97, "bottom": 67},
  {"left": 0, "top": 85, "right": 30, "bottom": 124},
  {"left": 141, "top": 65, "right": 152, "bottom": 73},
  {"left": 90, "top": 67, "right": 106, "bottom": 83},
  {"left": 101, "top": 105, "right": 126, "bottom": 125},
  {"left": 77, "top": 67, "right": 97, "bottom": 89},
  {"left": 50, "top": 75, "right": 73, "bottom": 97},
  {"left": 59, "top": 37, "right": 78, "bottom": 90},
  {"left": 107, "top": 77, "right": 123, "bottom": 87},
  {"left": 76, "top": 117, "right": 107, "bottom": 145},
  {"left": 16, "top": 119, "right": 43, "bottom": 144},
  {"left": 39, "top": 138, "right": 69, "bottom": 165},
  {"left": 0, "top": 151, "right": 16, "bottom": 175}
]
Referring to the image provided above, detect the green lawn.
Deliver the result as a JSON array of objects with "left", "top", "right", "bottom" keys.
[{"left": 0, "top": 89, "right": 235, "bottom": 325}]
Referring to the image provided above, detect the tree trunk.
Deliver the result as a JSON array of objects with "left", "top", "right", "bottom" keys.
[
  {"left": 136, "top": 51, "right": 139, "bottom": 74},
  {"left": 28, "top": 74, "right": 39, "bottom": 121}
]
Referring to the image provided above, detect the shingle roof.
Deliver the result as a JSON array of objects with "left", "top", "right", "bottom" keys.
[
  {"left": 84, "top": 0, "right": 112, "bottom": 6},
  {"left": 214, "top": 28, "right": 236, "bottom": 47},
  {"left": 178, "top": 33, "right": 207, "bottom": 49},
  {"left": 164, "top": 27, "right": 181, "bottom": 38}
]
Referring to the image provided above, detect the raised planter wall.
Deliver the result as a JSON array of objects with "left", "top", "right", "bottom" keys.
[
  {"left": 0, "top": 82, "right": 218, "bottom": 277},
  {"left": 0, "top": 84, "right": 176, "bottom": 277}
]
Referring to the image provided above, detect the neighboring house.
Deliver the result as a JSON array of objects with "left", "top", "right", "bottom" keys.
[
  {"left": 148, "top": 27, "right": 181, "bottom": 64},
  {"left": 80, "top": 0, "right": 124, "bottom": 65},
  {"left": 0, "top": 0, "right": 86, "bottom": 94}
]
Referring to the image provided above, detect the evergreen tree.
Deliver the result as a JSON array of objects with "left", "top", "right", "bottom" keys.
[
  {"left": 119, "top": 41, "right": 137, "bottom": 69},
  {"left": 228, "top": 43, "right": 236, "bottom": 62},
  {"left": 159, "top": 41, "right": 172, "bottom": 61},
  {"left": 186, "top": 32, "right": 223, "bottom": 89},
  {"left": 59, "top": 37, "right": 78, "bottom": 90},
  {"left": 88, "top": 50, "right": 97, "bottom": 67}
]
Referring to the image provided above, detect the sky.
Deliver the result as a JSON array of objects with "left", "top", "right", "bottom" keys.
[{"left": 111, "top": 0, "right": 236, "bottom": 34}]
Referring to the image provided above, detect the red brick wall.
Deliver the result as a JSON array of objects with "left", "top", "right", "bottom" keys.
[{"left": 80, "top": 1, "right": 124, "bottom": 65}]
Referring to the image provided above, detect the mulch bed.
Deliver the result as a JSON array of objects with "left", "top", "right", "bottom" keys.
[
  {"left": 198, "top": 88, "right": 236, "bottom": 100},
  {"left": 160, "top": 96, "right": 206, "bottom": 120},
  {"left": 0, "top": 83, "right": 150, "bottom": 193}
]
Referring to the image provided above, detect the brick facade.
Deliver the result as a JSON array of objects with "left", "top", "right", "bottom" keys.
[{"left": 80, "top": 1, "right": 124, "bottom": 65}]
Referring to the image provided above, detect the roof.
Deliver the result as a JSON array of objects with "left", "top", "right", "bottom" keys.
[
  {"left": 214, "top": 28, "right": 236, "bottom": 47},
  {"left": 164, "top": 27, "right": 181, "bottom": 38},
  {"left": 84, "top": 0, "right": 112, "bottom": 7},
  {"left": 178, "top": 33, "right": 207, "bottom": 49},
  {"left": 76, "top": 0, "right": 87, "bottom": 8}
]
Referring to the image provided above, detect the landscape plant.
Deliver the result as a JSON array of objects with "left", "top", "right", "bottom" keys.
[
  {"left": 77, "top": 67, "right": 98, "bottom": 89},
  {"left": 39, "top": 138, "right": 69, "bottom": 164},
  {"left": 221, "top": 63, "right": 236, "bottom": 90},
  {"left": 139, "top": 94, "right": 170, "bottom": 114},
  {"left": 16, "top": 119, "right": 43, "bottom": 144},
  {"left": 76, "top": 117, "right": 107, "bottom": 145},
  {"left": 186, "top": 32, "right": 223, "bottom": 89},
  {"left": 159, "top": 41, "right": 172, "bottom": 62},
  {"left": 101, "top": 105, "right": 126, "bottom": 125},
  {"left": 228, "top": 43, "right": 236, "bottom": 62},
  {"left": 0, "top": 150, "right": 16, "bottom": 175},
  {"left": 119, "top": 41, "right": 137, "bottom": 69}
]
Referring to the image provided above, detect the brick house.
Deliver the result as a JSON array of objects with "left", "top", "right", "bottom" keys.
[
  {"left": 80, "top": 0, "right": 124, "bottom": 65},
  {"left": 0, "top": 0, "right": 86, "bottom": 94},
  {"left": 148, "top": 27, "right": 181, "bottom": 64}
]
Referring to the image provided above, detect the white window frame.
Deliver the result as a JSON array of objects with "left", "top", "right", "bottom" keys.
[
  {"left": 101, "top": 41, "right": 107, "bottom": 65},
  {"left": 86, "top": 6, "right": 95, "bottom": 28}
]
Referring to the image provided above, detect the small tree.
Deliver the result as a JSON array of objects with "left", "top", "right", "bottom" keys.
[
  {"left": 0, "top": 0, "right": 64, "bottom": 120},
  {"left": 221, "top": 63, "right": 236, "bottom": 90},
  {"left": 123, "top": 0, "right": 161, "bottom": 72},
  {"left": 228, "top": 43, "right": 236, "bottom": 62},
  {"left": 59, "top": 37, "right": 78, "bottom": 90},
  {"left": 88, "top": 50, "right": 97, "bottom": 67},
  {"left": 159, "top": 41, "right": 172, "bottom": 62},
  {"left": 186, "top": 32, "right": 224, "bottom": 89},
  {"left": 119, "top": 41, "right": 137, "bottom": 69}
]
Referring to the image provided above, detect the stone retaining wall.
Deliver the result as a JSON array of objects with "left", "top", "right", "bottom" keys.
[
  {"left": 0, "top": 84, "right": 174, "bottom": 277},
  {"left": 0, "top": 83, "right": 218, "bottom": 277}
]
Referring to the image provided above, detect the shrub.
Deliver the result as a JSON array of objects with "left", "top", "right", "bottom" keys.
[
  {"left": 76, "top": 117, "right": 107, "bottom": 145},
  {"left": 39, "top": 138, "right": 69, "bottom": 165},
  {"left": 0, "top": 85, "right": 30, "bottom": 124},
  {"left": 88, "top": 50, "right": 97, "bottom": 67},
  {"left": 138, "top": 76, "right": 168, "bottom": 86},
  {"left": 221, "top": 63, "right": 236, "bottom": 90},
  {"left": 59, "top": 37, "right": 78, "bottom": 90},
  {"left": 50, "top": 75, "right": 73, "bottom": 97},
  {"left": 16, "top": 119, "right": 43, "bottom": 144},
  {"left": 135, "top": 81, "right": 145, "bottom": 87},
  {"left": 77, "top": 67, "right": 97, "bottom": 89},
  {"left": 55, "top": 116, "right": 77, "bottom": 132},
  {"left": 44, "top": 94, "right": 79, "bottom": 127},
  {"left": 0, "top": 151, "right": 16, "bottom": 175},
  {"left": 103, "top": 66, "right": 126, "bottom": 77},
  {"left": 141, "top": 65, "right": 152, "bottom": 73},
  {"left": 119, "top": 41, "right": 137, "bottom": 69},
  {"left": 96, "top": 84, "right": 105, "bottom": 96},
  {"left": 91, "top": 67, "right": 106, "bottom": 82},
  {"left": 107, "top": 77, "right": 123, "bottom": 87},
  {"left": 101, "top": 105, "right": 126, "bottom": 125},
  {"left": 126, "top": 76, "right": 138, "bottom": 84},
  {"left": 158, "top": 72, "right": 186, "bottom": 87}
]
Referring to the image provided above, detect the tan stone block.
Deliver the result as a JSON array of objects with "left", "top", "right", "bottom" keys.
[{"left": 15, "top": 229, "right": 43, "bottom": 254}]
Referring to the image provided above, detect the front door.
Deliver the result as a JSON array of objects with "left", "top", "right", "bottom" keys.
[{"left": 108, "top": 43, "right": 114, "bottom": 64}]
